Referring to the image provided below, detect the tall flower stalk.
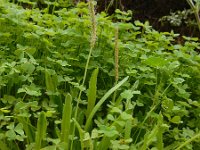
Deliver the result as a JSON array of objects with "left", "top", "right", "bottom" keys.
[
  {"left": 82, "top": 0, "right": 97, "bottom": 86},
  {"left": 114, "top": 26, "right": 119, "bottom": 84},
  {"left": 71, "top": 0, "right": 97, "bottom": 149},
  {"left": 112, "top": 26, "right": 119, "bottom": 102}
]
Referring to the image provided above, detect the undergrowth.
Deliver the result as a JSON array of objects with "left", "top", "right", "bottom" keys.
[{"left": 0, "top": 0, "right": 200, "bottom": 149}]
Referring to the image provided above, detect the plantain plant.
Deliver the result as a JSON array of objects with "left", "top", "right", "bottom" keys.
[{"left": 0, "top": 0, "right": 200, "bottom": 150}]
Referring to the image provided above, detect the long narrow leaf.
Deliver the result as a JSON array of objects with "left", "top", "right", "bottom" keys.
[
  {"left": 85, "top": 76, "right": 129, "bottom": 131},
  {"left": 156, "top": 113, "right": 164, "bottom": 150},
  {"left": 125, "top": 120, "right": 132, "bottom": 139},
  {"left": 86, "top": 68, "right": 99, "bottom": 119},
  {"left": 45, "top": 69, "right": 62, "bottom": 113},
  {"left": 35, "top": 111, "right": 47, "bottom": 150},
  {"left": 60, "top": 93, "right": 72, "bottom": 149}
]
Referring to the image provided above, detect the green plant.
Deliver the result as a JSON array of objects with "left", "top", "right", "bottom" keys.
[
  {"left": 0, "top": 0, "right": 200, "bottom": 150},
  {"left": 35, "top": 112, "right": 47, "bottom": 150},
  {"left": 159, "top": 9, "right": 193, "bottom": 27},
  {"left": 60, "top": 93, "right": 72, "bottom": 149},
  {"left": 70, "top": 0, "right": 97, "bottom": 148}
]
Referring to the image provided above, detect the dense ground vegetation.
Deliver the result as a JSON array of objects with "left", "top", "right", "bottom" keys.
[{"left": 0, "top": 0, "right": 200, "bottom": 149}]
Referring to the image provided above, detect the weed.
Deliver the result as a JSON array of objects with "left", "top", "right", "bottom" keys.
[{"left": 0, "top": 0, "right": 200, "bottom": 150}]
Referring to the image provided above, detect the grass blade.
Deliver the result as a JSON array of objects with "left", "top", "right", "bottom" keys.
[
  {"left": 35, "top": 111, "right": 47, "bottom": 150},
  {"left": 85, "top": 76, "right": 129, "bottom": 131},
  {"left": 86, "top": 68, "right": 99, "bottom": 119},
  {"left": 60, "top": 93, "right": 72, "bottom": 149}
]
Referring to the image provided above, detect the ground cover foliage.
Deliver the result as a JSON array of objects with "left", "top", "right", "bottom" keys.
[{"left": 0, "top": 0, "right": 200, "bottom": 149}]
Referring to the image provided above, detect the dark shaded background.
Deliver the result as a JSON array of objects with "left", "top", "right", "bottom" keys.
[{"left": 96, "top": 0, "right": 198, "bottom": 37}]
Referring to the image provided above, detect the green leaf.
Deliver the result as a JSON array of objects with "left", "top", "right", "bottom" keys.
[
  {"left": 107, "top": 114, "right": 115, "bottom": 121},
  {"left": 40, "top": 146, "right": 57, "bottom": 150},
  {"left": 173, "top": 78, "right": 185, "bottom": 84},
  {"left": 85, "top": 76, "right": 129, "bottom": 131},
  {"left": 35, "top": 112, "right": 47, "bottom": 150},
  {"left": 132, "top": 91, "right": 141, "bottom": 94},
  {"left": 111, "top": 140, "right": 130, "bottom": 149},
  {"left": 162, "top": 98, "right": 174, "bottom": 112},
  {"left": 170, "top": 116, "right": 182, "bottom": 124},
  {"left": 18, "top": 84, "right": 41, "bottom": 96},
  {"left": 121, "top": 89, "right": 141, "bottom": 100},
  {"left": 86, "top": 68, "right": 99, "bottom": 119},
  {"left": 14, "top": 123, "right": 24, "bottom": 135},
  {"left": 73, "top": 119, "right": 85, "bottom": 150},
  {"left": 60, "top": 93, "right": 72, "bottom": 149},
  {"left": 98, "top": 125, "right": 118, "bottom": 137},
  {"left": 56, "top": 60, "right": 70, "bottom": 67},
  {"left": 168, "top": 61, "right": 180, "bottom": 70},
  {"left": 143, "top": 56, "right": 167, "bottom": 68},
  {"left": 121, "top": 112, "right": 132, "bottom": 120},
  {"left": 121, "top": 90, "right": 133, "bottom": 100},
  {"left": 6, "top": 130, "right": 16, "bottom": 140},
  {"left": 21, "top": 62, "right": 35, "bottom": 74},
  {"left": 111, "top": 107, "right": 122, "bottom": 114},
  {"left": 1, "top": 95, "right": 16, "bottom": 104}
]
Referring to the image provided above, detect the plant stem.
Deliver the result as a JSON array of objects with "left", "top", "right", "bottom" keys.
[
  {"left": 70, "top": 0, "right": 97, "bottom": 149},
  {"left": 112, "top": 26, "right": 119, "bottom": 102},
  {"left": 186, "top": 0, "right": 200, "bottom": 32},
  {"left": 175, "top": 132, "right": 200, "bottom": 150}
]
